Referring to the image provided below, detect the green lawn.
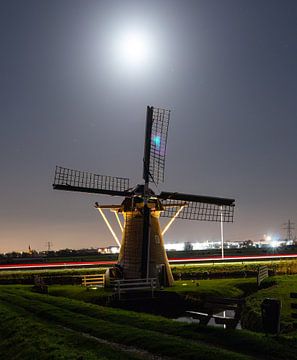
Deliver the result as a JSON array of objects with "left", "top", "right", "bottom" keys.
[
  {"left": 48, "top": 276, "right": 295, "bottom": 334},
  {"left": 0, "top": 300, "right": 138, "bottom": 360},
  {"left": 242, "top": 275, "right": 297, "bottom": 333},
  {"left": 170, "top": 276, "right": 297, "bottom": 335},
  {"left": 167, "top": 278, "right": 260, "bottom": 298},
  {"left": 48, "top": 278, "right": 260, "bottom": 305},
  {"left": 48, "top": 279, "right": 247, "bottom": 304},
  {"left": 49, "top": 284, "right": 112, "bottom": 305},
  {"left": 0, "top": 286, "right": 251, "bottom": 360},
  {"left": 1, "top": 285, "right": 297, "bottom": 359}
]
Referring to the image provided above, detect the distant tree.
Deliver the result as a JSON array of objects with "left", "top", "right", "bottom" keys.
[{"left": 242, "top": 240, "right": 253, "bottom": 247}]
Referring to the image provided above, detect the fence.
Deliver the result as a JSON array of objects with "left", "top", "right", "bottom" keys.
[
  {"left": 81, "top": 274, "right": 105, "bottom": 287},
  {"left": 114, "top": 278, "right": 157, "bottom": 300},
  {"left": 257, "top": 265, "right": 268, "bottom": 286}
]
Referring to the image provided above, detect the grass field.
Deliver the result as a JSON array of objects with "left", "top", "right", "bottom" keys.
[
  {"left": 2, "top": 265, "right": 297, "bottom": 358},
  {"left": 48, "top": 276, "right": 296, "bottom": 333},
  {"left": 2, "top": 285, "right": 297, "bottom": 359},
  {"left": 47, "top": 277, "right": 271, "bottom": 303},
  {"left": 168, "top": 277, "right": 260, "bottom": 297},
  {"left": 241, "top": 275, "right": 297, "bottom": 332},
  {"left": 49, "top": 278, "right": 255, "bottom": 301}
]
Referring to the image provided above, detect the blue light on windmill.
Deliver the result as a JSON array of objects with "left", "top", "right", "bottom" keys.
[{"left": 153, "top": 135, "right": 161, "bottom": 149}]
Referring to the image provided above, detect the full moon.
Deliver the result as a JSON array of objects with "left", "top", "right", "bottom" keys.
[{"left": 116, "top": 30, "right": 152, "bottom": 68}]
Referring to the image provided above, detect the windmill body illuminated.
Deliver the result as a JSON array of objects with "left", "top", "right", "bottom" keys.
[{"left": 53, "top": 106, "right": 235, "bottom": 286}]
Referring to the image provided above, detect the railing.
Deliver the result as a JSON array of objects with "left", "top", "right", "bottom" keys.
[
  {"left": 257, "top": 265, "right": 269, "bottom": 286},
  {"left": 81, "top": 274, "right": 105, "bottom": 287},
  {"left": 114, "top": 278, "right": 157, "bottom": 300}
]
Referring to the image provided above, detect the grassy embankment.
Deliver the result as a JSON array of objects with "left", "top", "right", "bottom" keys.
[
  {"left": 49, "top": 277, "right": 272, "bottom": 301},
  {"left": 241, "top": 275, "right": 297, "bottom": 332},
  {"left": 48, "top": 275, "right": 297, "bottom": 334},
  {"left": 1, "top": 285, "right": 297, "bottom": 360},
  {"left": 170, "top": 276, "right": 297, "bottom": 334}
]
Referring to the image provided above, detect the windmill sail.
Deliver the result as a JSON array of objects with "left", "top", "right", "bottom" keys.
[
  {"left": 143, "top": 106, "right": 170, "bottom": 185},
  {"left": 158, "top": 192, "right": 235, "bottom": 222},
  {"left": 53, "top": 166, "right": 130, "bottom": 196}
]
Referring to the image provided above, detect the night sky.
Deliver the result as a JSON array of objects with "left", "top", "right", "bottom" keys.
[{"left": 1, "top": 0, "right": 297, "bottom": 252}]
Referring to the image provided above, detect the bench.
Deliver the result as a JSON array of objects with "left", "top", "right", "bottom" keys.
[
  {"left": 186, "top": 297, "right": 244, "bottom": 329},
  {"left": 114, "top": 278, "right": 157, "bottom": 300},
  {"left": 81, "top": 274, "right": 105, "bottom": 288}
]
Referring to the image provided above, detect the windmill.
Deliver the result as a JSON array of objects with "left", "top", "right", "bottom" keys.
[{"left": 53, "top": 106, "right": 235, "bottom": 287}]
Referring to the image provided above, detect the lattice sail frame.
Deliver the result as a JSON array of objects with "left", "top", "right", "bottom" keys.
[
  {"left": 53, "top": 166, "right": 130, "bottom": 195},
  {"left": 160, "top": 200, "right": 234, "bottom": 222},
  {"left": 149, "top": 107, "right": 170, "bottom": 184}
]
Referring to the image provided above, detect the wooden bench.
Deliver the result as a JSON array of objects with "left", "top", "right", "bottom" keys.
[
  {"left": 114, "top": 278, "right": 157, "bottom": 300},
  {"left": 81, "top": 274, "right": 105, "bottom": 288},
  {"left": 186, "top": 297, "right": 245, "bottom": 329}
]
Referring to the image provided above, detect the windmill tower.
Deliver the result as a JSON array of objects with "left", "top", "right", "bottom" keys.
[{"left": 53, "top": 106, "right": 235, "bottom": 287}]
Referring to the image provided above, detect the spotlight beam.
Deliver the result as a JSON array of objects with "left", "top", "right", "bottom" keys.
[
  {"left": 97, "top": 208, "right": 121, "bottom": 247},
  {"left": 162, "top": 205, "right": 185, "bottom": 236},
  {"left": 114, "top": 211, "right": 124, "bottom": 232}
]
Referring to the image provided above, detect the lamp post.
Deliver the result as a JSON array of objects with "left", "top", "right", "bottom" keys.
[{"left": 220, "top": 206, "right": 224, "bottom": 259}]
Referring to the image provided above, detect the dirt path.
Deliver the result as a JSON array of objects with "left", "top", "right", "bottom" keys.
[{"left": 61, "top": 325, "right": 172, "bottom": 360}]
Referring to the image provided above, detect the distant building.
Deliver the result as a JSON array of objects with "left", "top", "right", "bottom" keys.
[{"left": 98, "top": 246, "right": 120, "bottom": 254}]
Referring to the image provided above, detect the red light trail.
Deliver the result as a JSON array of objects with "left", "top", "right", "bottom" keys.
[{"left": 1, "top": 253, "right": 297, "bottom": 270}]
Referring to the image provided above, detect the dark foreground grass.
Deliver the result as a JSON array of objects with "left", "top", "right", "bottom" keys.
[
  {"left": 0, "top": 299, "right": 141, "bottom": 360},
  {"left": 41, "top": 286, "right": 297, "bottom": 359},
  {"left": 1, "top": 286, "right": 297, "bottom": 360},
  {"left": 0, "top": 287, "right": 250, "bottom": 360}
]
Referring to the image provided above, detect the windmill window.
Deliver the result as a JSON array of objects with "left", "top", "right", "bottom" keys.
[{"left": 155, "top": 235, "right": 160, "bottom": 244}]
